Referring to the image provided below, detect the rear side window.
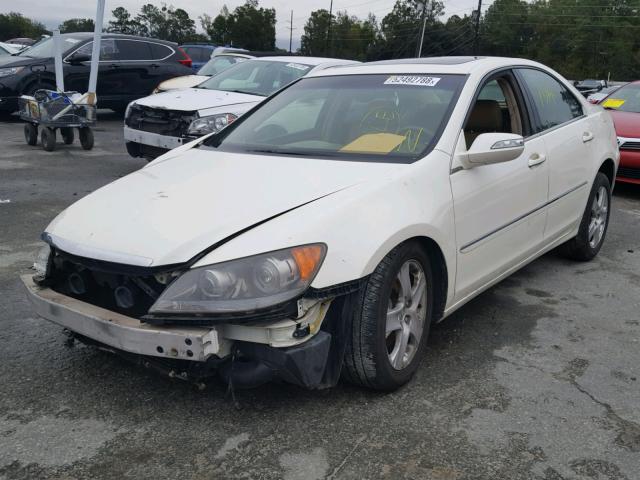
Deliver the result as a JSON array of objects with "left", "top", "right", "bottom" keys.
[
  {"left": 517, "top": 68, "right": 583, "bottom": 133},
  {"left": 149, "top": 43, "right": 173, "bottom": 60},
  {"left": 74, "top": 39, "right": 119, "bottom": 61},
  {"left": 115, "top": 40, "right": 152, "bottom": 60},
  {"left": 184, "top": 46, "right": 208, "bottom": 62}
]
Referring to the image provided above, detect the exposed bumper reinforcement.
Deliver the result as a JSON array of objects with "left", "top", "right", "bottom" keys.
[{"left": 21, "top": 275, "right": 219, "bottom": 362}]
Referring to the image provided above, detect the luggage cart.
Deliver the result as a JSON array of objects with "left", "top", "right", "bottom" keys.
[{"left": 19, "top": 90, "right": 97, "bottom": 152}]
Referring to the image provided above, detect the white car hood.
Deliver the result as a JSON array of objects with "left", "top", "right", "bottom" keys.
[
  {"left": 45, "top": 148, "right": 398, "bottom": 267},
  {"left": 134, "top": 88, "right": 262, "bottom": 113},
  {"left": 157, "top": 75, "right": 209, "bottom": 92}
]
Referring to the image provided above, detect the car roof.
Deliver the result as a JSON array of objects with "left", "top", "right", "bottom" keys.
[
  {"left": 61, "top": 32, "right": 178, "bottom": 46},
  {"left": 307, "top": 56, "right": 548, "bottom": 78},
  {"left": 252, "top": 56, "right": 358, "bottom": 67}
]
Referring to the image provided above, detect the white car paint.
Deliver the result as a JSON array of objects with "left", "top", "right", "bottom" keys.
[
  {"left": 28, "top": 57, "right": 619, "bottom": 377},
  {"left": 152, "top": 74, "right": 209, "bottom": 93}
]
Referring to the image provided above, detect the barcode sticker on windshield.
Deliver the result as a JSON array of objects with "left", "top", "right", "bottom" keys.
[
  {"left": 286, "top": 63, "right": 310, "bottom": 71},
  {"left": 384, "top": 75, "right": 441, "bottom": 87}
]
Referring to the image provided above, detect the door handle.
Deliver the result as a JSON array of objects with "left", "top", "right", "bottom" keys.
[
  {"left": 582, "top": 131, "right": 594, "bottom": 143},
  {"left": 150, "top": 63, "right": 160, "bottom": 69},
  {"left": 528, "top": 153, "right": 546, "bottom": 168},
  {"left": 108, "top": 64, "right": 120, "bottom": 69}
]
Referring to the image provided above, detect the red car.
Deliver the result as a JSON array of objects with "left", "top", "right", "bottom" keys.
[{"left": 601, "top": 81, "right": 640, "bottom": 184}]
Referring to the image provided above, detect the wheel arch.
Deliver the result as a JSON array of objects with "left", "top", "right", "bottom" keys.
[
  {"left": 369, "top": 235, "right": 449, "bottom": 323},
  {"left": 598, "top": 158, "right": 616, "bottom": 187},
  {"left": 412, "top": 236, "right": 448, "bottom": 322}
]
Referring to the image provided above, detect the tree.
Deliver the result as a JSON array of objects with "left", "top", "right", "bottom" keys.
[
  {"left": 58, "top": 18, "right": 95, "bottom": 34},
  {"left": 300, "top": 9, "right": 332, "bottom": 56},
  {"left": 205, "top": 1, "right": 276, "bottom": 49},
  {"left": 106, "top": 7, "right": 145, "bottom": 35},
  {"left": 0, "top": 12, "right": 49, "bottom": 40},
  {"left": 133, "top": 3, "right": 197, "bottom": 44}
]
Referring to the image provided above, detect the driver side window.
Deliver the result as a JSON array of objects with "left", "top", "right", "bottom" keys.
[{"left": 464, "top": 76, "right": 524, "bottom": 149}]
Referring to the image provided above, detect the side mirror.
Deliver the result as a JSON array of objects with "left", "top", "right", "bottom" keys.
[
  {"left": 459, "top": 133, "right": 525, "bottom": 169},
  {"left": 67, "top": 53, "right": 91, "bottom": 65}
]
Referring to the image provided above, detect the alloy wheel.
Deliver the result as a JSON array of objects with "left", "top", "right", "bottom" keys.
[
  {"left": 385, "top": 259, "right": 428, "bottom": 370},
  {"left": 588, "top": 185, "right": 609, "bottom": 249}
]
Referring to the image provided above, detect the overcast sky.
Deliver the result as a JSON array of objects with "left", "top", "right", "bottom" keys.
[{"left": 10, "top": 0, "right": 479, "bottom": 51}]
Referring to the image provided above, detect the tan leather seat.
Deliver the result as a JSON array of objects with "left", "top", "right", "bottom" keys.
[{"left": 465, "top": 99, "right": 503, "bottom": 148}]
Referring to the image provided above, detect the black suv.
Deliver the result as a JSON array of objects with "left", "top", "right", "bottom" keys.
[{"left": 0, "top": 33, "right": 193, "bottom": 114}]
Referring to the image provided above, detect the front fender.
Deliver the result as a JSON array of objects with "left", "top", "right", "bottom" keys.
[{"left": 192, "top": 150, "right": 457, "bottom": 304}]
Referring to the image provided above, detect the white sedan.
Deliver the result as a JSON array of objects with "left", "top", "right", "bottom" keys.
[{"left": 23, "top": 57, "right": 618, "bottom": 391}]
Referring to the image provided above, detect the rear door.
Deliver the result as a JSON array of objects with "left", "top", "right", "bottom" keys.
[
  {"left": 451, "top": 71, "right": 549, "bottom": 300},
  {"left": 515, "top": 68, "right": 592, "bottom": 241}
]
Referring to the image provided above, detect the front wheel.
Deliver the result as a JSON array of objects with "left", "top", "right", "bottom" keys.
[
  {"left": 24, "top": 123, "right": 38, "bottom": 146},
  {"left": 560, "top": 172, "right": 611, "bottom": 261},
  {"left": 41, "top": 127, "right": 56, "bottom": 151},
  {"left": 344, "top": 241, "right": 433, "bottom": 391},
  {"left": 79, "top": 127, "right": 94, "bottom": 150}
]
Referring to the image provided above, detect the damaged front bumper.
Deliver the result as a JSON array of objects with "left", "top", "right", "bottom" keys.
[{"left": 21, "top": 275, "right": 343, "bottom": 389}]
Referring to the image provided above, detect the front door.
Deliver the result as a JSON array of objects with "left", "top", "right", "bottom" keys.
[
  {"left": 515, "top": 68, "right": 593, "bottom": 241},
  {"left": 451, "top": 72, "right": 549, "bottom": 301}
]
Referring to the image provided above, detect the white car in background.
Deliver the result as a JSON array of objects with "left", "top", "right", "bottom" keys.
[
  {"left": 152, "top": 52, "right": 254, "bottom": 94},
  {"left": 24, "top": 57, "right": 618, "bottom": 391},
  {"left": 124, "top": 56, "right": 356, "bottom": 159}
]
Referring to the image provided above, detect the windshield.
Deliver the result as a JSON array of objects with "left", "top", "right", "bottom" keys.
[
  {"left": 196, "top": 59, "right": 313, "bottom": 96},
  {"left": 602, "top": 83, "right": 640, "bottom": 113},
  {"left": 206, "top": 73, "right": 465, "bottom": 162},
  {"left": 18, "top": 36, "right": 84, "bottom": 58},
  {"left": 198, "top": 55, "right": 249, "bottom": 76}
]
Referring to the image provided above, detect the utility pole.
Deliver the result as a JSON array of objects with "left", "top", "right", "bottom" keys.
[
  {"left": 326, "top": 0, "right": 333, "bottom": 56},
  {"left": 289, "top": 10, "right": 293, "bottom": 53},
  {"left": 473, "top": 0, "right": 482, "bottom": 55},
  {"left": 416, "top": 0, "right": 431, "bottom": 58}
]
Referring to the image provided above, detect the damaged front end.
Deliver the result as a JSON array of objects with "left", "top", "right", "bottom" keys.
[{"left": 23, "top": 243, "right": 361, "bottom": 390}]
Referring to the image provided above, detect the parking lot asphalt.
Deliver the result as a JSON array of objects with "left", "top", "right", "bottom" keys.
[{"left": 0, "top": 113, "right": 639, "bottom": 480}]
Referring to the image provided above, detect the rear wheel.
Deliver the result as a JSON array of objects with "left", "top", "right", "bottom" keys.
[
  {"left": 24, "top": 123, "right": 38, "bottom": 145},
  {"left": 41, "top": 127, "right": 56, "bottom": 151},
  {"left": 79, "top": 127, "right": 94, "bottom": 150},
  {"left": 560, "top": 172, "right": 611, "bottom": 261},
  {"left": 344, "top": 241, "right": 433, "bottom": 391},
  {"left": 60, "top": 127, "right": 74, "bottom": 145}
]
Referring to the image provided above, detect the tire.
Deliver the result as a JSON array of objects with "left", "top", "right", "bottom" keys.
[
  {"left": 560, "top": 172, "right": 611, "bottom": 261},
  {"left": 125, "top": 141, "right": 141, "bottom": 158},
  {"left": 344, "top": 240, "right": 434, "bottom": 391},
  {"left": 24, "top": 82, "right": 55, "bottom": 97},
  {"left": 79, "top": 127, "right": 94, "bottom": 150},
  {"left": 60, "top": 127, "right": 74, "bottom": 145},
  {"left": 41, "top": 127, "right": 56, "bottom": 151},
  {"left": 24, "top": 123, "right": 38, "bottom": 146}
]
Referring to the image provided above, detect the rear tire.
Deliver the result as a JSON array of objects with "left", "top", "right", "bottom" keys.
[
  {"left": 79, "top": 127, "right": 94, "bottom": 150},
  {"left": 24, "top": 123, "right": 38, "bottom": 146},
  {"left": 61, "top": 127, "right": 74, "bottom": 145},
  {"left": 41, "top": 127, "right": 56, "bottom": 151},
  {"left": 560, "top": 172, "right": 611, "bottom": 261},
  {"left": 343, "top": 241, "right": 434, "bottom": 391}
]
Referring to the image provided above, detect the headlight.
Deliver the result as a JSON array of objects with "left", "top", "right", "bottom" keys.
[
  {"left": 149, "top": 244, "right": 326, "bottom": 315},
  {"left": 0, "top": 66, "right": 25, "bottom": 78},
  {"left": 33, "top": 243, "right": 51, "bottom": 279},
  {"left": 187, "top": 113, "right": 237, "bottom": 136}
]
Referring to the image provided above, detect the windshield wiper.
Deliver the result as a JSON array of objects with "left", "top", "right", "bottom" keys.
[{"left": 225, "top": 89, "right": 266, "bottom": 97}]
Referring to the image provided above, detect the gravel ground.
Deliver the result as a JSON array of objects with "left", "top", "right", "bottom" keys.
[{"left": 0, "top": 113, "right": 639, "bottom": 480}]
